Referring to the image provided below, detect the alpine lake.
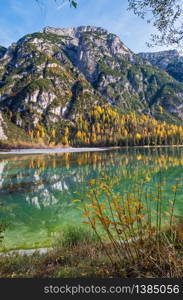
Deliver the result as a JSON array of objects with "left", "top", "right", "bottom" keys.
[{"left": 0, "top": 146, "right": 183, "bottom": 251}]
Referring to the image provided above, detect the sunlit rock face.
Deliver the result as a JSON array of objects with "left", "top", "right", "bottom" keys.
[
  {"left": 43, "top": 26, "right": 133, "bottom": 84},
  {"left": 0, "top": 113, "right": 7, "bottom": 140},
  {"left": 1, "top": 26, "right": 183, "bottom": 138}
]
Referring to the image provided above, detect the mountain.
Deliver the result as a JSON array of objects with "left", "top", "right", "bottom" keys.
[
  {"left": 1, "top": 26, "right": 183, "bottom": 146},
  {"left": 138, "top": 50, "right": 183, "bottom": 83},
  {"left": 0, "top": 46, "right": 6, "bottom": 59}
]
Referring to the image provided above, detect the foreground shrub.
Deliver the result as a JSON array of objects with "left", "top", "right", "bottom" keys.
[{"left": 74, "top": 173, "right": 183, "bottom": 277}]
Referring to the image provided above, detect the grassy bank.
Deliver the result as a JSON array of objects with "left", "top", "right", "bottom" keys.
[{"left": 0, "top": 225, "right": 183, "bottom": 278}]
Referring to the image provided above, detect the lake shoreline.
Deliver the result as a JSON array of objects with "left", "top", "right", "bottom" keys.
[
  {"left": 0, "top": 144, "right": 183, "bottom": 154},
  {"left": 0, "top": 146, "right": 120, "bottom": 154}
]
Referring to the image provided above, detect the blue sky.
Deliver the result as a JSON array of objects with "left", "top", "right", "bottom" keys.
[{"left": 0, "top": 0, "right": 173, "bottom": 53}]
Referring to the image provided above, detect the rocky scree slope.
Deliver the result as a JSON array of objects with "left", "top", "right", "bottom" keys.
[{"left": 0, "top": 26, "right": 183, "bottom": 143}]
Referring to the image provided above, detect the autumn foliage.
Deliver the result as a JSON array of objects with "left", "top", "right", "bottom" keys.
[
  {"left": 73, "top": 105, "right": 183, "bottom": 147},
  {"left": 26, "top": 104, "right": 183, "bottom": 147}
]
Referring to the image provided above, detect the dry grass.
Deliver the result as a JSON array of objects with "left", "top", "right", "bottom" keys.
[
  {"left": 1, "top": 233, "right": 183, "bottom": 278},
  {"left": 0, "top": 223, "right": 183, "bottom": 278}
]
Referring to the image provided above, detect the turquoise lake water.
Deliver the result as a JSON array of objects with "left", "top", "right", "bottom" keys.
[{"left": 0, "top": 147, "right": 183, "bottom": 251}]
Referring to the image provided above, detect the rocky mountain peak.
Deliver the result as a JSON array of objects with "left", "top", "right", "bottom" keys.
[
  {"left": 138, "top": 49, "right": 181, "bottom": 70},
  {"left": 42, "top": 26, "right": 134, "bottom": 87},
  {"left": 138, "top": 49, "right": 179, "bottom": 60},
  {"left": 138, "top": 49, "right": 183, "bottom": 83},
  {"left": 42, "top": 26, "right": 130, "bottom": 56},
  {"left": 43, "top": 25, "right": 108, "bottom": 37},
  {"left": 1, "top": 26, "right": 183, "bottom": 144}
]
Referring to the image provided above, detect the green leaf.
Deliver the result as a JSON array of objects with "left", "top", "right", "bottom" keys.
[{"left": 70, "top": 1, "right": 77, "bottom": 8}]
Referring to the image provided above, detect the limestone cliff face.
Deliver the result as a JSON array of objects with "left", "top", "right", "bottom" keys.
[
  {"left": 0, "top": 113, "right": 7, "bottom": 140},
  {"left": 43, "top": 26, "right": 134, "bottom": 106},
  {"left": 0, "top": 28, "right": 101, "bottom": 132},
  {"left": 43, "top": 26, "right": 133, "bottom": 78},
  {"left": 1, "top": 26, "right": 183, "bottom": 141}
]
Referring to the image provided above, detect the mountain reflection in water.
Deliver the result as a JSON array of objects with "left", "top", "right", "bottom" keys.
[{"left": 0, "top": 147, "right": 183, "bottom": 250}]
